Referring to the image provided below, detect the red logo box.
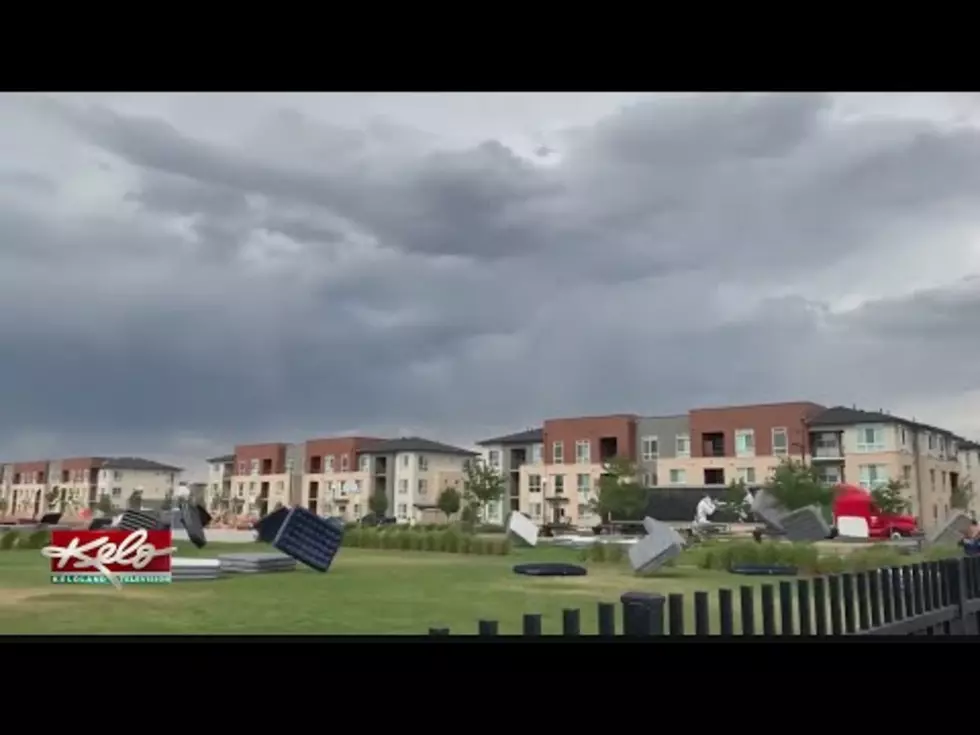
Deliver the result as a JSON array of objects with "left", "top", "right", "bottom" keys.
[{"left": 45, "top": 529, "right": 174, "bottom": 575}]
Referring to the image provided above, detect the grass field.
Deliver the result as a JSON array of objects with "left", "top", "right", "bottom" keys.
[{"left": 0, "top": 542, "right": 795, "bottom": 634}]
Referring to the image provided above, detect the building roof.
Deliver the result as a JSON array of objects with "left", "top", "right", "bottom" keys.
[
  {"left": 808, "top": 406, "right": 960, "bottom": 440},
  {"left": 206, "top": 454, "right": 235, "bottom": 463},
  {"left": 476, "top": 428, "right": 543, "bottom": 446},
  {"left": 357, "top": 437, "right": 477, "bottom": 457},
  {"left": 961, "top": 439, "right": 980, "bottom": 451},
  {"left": 99, "top": 457, "right": 183, "bottom": 472}
]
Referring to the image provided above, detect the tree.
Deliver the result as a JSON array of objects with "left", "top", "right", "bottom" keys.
[
  {"left": 127, "top": 490, "right": 143, "bottom": 510},
  {"left": 764, "top": 458, "right": 833, "bottom": 511},
  {"left": 951, "top": 478, "right": 975, "bottom": 512},
  {"left": 462, "top": 461, "right": 504, "bottom": 522},
  {"left": 44, "top": 487, "right": 60, "bottom": 511},
  {"left": 437, "top": 486, "right": 461, "bottom": 523},
  {"left": 589, "top": 456, "right": 647, "bottom": 523},
  {"left": 160, "top": 490, "right": 175, "bottom": 511},
  {"left": 871, "top": 478, "right": 911, "bottom": 515},
  {"left": 368, "top": 489, "right": 388, "bottom": 519},
  {"left": 96, "top": 493, "right": 114, "bottom": 516}
]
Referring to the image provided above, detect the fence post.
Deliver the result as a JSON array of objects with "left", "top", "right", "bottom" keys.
[
  {"left": 668, "top": 593, "right": 685, "bottom": 636},
  {"left": 523, "top": 614, "right": 543, "bottom": 636},
  {"left": 620, "top": 591, "right": 666, "bottom": 635},
  {"left": 760, "top": 585, "right": 775, "bottom": 635},
  {"left": 944, "top": 558, "right": 970, "bottom": 635},
  {"left": 597, "top": 603, "right": 616, "bottom": 636},
  {"left": 562, "top": 608, "right": 581, "bottom": 636},
  {"left": 429, "top": 628, "right": 450, "bottom": 635},
  {"left": 478, "top": 620, "right": 499, "bottom": 636}
]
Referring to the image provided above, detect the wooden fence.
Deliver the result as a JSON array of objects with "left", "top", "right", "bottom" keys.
[{"left": 428, "top": 556, "right": 980, "bottom": 636}]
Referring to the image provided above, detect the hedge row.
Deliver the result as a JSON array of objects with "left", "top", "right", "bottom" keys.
[
  {"left": 343, "top": 522, "right": 506, "bottom": 534},
  {"left": 581, "top": 538, "right": 964, "bottom": 576},
  {"left": 0, "top": 530, "right": 50, "bottom": 550},
  {"left": 344, "top": 527, "right": 512, "bottom": 555}
]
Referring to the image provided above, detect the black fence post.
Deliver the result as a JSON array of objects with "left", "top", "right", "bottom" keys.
[
  {"left": 668, "top": 593, "right": 685, "bottom": 636},
  {"left": 868, "top": 570, "right": 882, "bottom": 629},
  {"left": 778, "top": 581, "right": 794, "bottom": 636},
  {"left": 621, "top": 591, "right": 666, "bottom": 636},
  {"left": 813, "top": 577, "right": 827, "bottom": 635},
  {"left": 429, "top": 628, "right": 450, "bottom": 635},
  {"left": 740, "top": 585, "right": 756, "bottom": 635},
  {"left": 478, "top": 620, "right": 499, "bottom": 636},
  {"left": 694, "top": 591, "right": 710, "bottom": 635},
  {"left": 891, "top": 567, "right": 905, "bottom": 620},
  {"left": 902, "top": 566, "right": 914, "bottom": 622},
  {"left": 913, "top": 564, "right": 925, "bottom": 616},
  {"left": 841, "top": 573, "right": 856, "bottom": 634},
  {"left": 945, "top": 557, "right": 969, "bottom": 635},
  {"left": 828, "top": 575, "right": 843, "bottom": 635},
  {"left": 523, "top": 614, "right": 542, "bottom": 636},
  {"left": 922, "top": 563, "right": 935, "bottom": 613},
  {"left": 718, "top": 588, "right": 734, "bottom": 635},
  {"left": 797, "top": 579, "right": 812, "bottom": 635},
  {"left": 760, "top": 584, "right": 776, "bottom": 635},
  {"left": 856, "top": 572, "right": 870, "bottom": 632},
  {"left": 562, "top": 608, "right": 581, "bottom": 636},
  {"left": 597, "top": 603, "right": 615, "bottom": 636},
  {"left": 880, "top": 568, "right": 894, "bottom": 624}
]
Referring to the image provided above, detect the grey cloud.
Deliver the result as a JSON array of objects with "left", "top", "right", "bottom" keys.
[{"left": 3, "top": 93, "right": 980, "bottom": 473}]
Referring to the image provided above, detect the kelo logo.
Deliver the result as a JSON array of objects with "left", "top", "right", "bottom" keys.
[{"left": 40, "top": 529, "right": 176, "bottom": 589}]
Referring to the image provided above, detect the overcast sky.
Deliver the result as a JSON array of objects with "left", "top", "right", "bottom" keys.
[{"left": 2, "top": 92, "right": 979, "bottom": 479}]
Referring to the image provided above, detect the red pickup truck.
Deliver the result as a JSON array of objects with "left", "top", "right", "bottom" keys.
[{"left": 832, "top": 484, "right": 919, "bottom": 539}]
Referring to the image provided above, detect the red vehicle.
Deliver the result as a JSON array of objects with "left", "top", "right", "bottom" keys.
[{"left": 832, "top": 483, "right": 920, "bottom": 539}]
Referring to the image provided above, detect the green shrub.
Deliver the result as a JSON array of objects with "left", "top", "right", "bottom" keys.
[
  {"left": 475, "top": 524, "right": 505, "bottom": 534},
  {"left": 697, "top": 541, "right": 821, "bottom": 574},
  {"left": 395, "top": 530, "right": 412, "bottom": 550},
  {"left": 923, "top": 544, "right": 961, "bottom": 562},
  {"left": 442, "top": 529, "right": 461, "bottom": 553},
  {"left": 20, "top": 530, "right": 50, "bottom": 550},
  {"left": 0, "top": 531, "right": 20, "bottom": 550},
  {"left": 460, "top": 534, "right": 474, "bottom": 554},
  {"left": 408, "top": 531, "right": 424, "bottom": 551},
  {"left": 361, "top": 528, "right": 381, "bottom": 549},
  {"left": 423, "top": 532, "right": 438, "bottom": 551},
  {"left": 345, "top": 528, "right": 362, "bottom": 547}
]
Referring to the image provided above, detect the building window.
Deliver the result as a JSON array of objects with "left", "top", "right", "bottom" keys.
[
  {"left": 735, "top": 430, "right": 755, "bottom": 458},
  {"left": 531, "top": 503, "right": 542, "bottom": 518},
  {"left": 359, "top": 455, "right": 369, "bottom": 472},
  {"left": 553, "top": 475, "right": 565, "bottom": 493},
  {"left": 772, "top": 428, "right": 788, "bottom": 456},
  {"left": 577, "top": 503, "right": 588, "bottom": 517},
  {"left": 575, "top": 440, "right": 590, "bottom": 465},
  {"left": 552, "top": 441, "right": 564, "bottom": 464},
  {"left": 641, "top": 436, "right": 658, "bottom": 461},
  {"left": 927, "top": 433, "right": 935, "bottom": 451},
  {"left": 418, "top": 479, "right": 428, "bottom": 495},
  {"left": 324, "top": 456, "right": 334, "bottom": 472},
  {"left": 903, "top": 465, "right": 912, "bottom": 482},
  {"left": 668, "top": 469, "right": 686, "bottom": 485},
  {"left": 112, "top": 487, "right": 122, "bottom": 497},
  {"left": 401, "top": 454, "right": 410, "bottom": 467},
  {"left": 900, "top": 427, "right": 907, "bottom": 445},
  {"left": 859, "top": 464, "right": 887, "bottom": 490},
  {"left": 856, "top": 426, "right": 886, "bottom": 453},
  {"left": 817, "top": 467, "right": 840, "bottom": 485},
  {"left": 249, "top": 460, "right": 259, "bottom": 475},
  {"left": 737, "top": 467, "right": 757, "bottom": 484},
  {"left": 340, "top": 455, "right": 349, "bottom": 471},
  {"left": 929, "top": 469, "right": 936, "bottom": 491},
  {"left": 487, "top": 450, "right": 501, "bottom": 469},
  {"left": 398, "top": 479, "right": 408, "bottom": 494},
  {"left": 528, "top": 475, "right": 541, "bottom": 493},
  {"left": 530, "top": 445, "right": 543, "bottom": 464},
  {"left": 576, "top": 474, "right": 590, "bottom": 493},
  {"left": 418, "top": 455, "right": 429, "bottom": 471},
  {"left": 675, "top": 434, "right": 690, "bottom": 458},
  {"left": 397, "top": 504, "right": 408, "bottom": 519}
]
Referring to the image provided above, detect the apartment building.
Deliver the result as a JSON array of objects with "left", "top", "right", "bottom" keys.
[
  {"left": 636, "top": 414, "right": 690, "bottom": 487},
  {"left": 227, "top": 442, "right": 304, "bottom": 518},
  {"left": 0, "top": 456, "right": 181, "bottom": 517},
  {"left": 481, "top": 414, "right": 638, "bottom": 528},
  {"left": 656, "top": 402, "right": 824, "bottom": 488},
  {"left": 807, "top": 406, "right": 963, "bottom": 530},
  {"left": 205, "top": 454, "right": 234, "bottom": 510},
  {"left": 477, "top": 428, "right": 544, "bottom": 525},
  {"left": 959, "top": 440, "right": 980, "bottom": 515},
  {"left": 215, "top": 436, "right": 476, "bottom": 524}
]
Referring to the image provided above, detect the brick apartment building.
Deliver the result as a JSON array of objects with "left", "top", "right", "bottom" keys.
[
  {"left": 478, "top": 401, "right": 979, "bottom": 532},
  {"left": 0, "top": 456, "right": 182, "bottom": 518}
]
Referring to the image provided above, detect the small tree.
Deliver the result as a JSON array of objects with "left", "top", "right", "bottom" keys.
[
  {"left": 590, "top": 456, "right": 647, "bottom": 523},
  {"left": 437, "top": 486, "right": 461, "bottom": 523},
  {"left": 368, "top": 489, "right": 388, "bottom": 519},
  {"left": 96, "top": 493, "right": 114, "bottom": 516},
  {"left": 951, "top": 478, "right": 975, "bottom": 512},
  {"left": 127, "top": 490, "right": 143, "bottom": 510},
  {"left": 462, "top": 460, "right": 505, "bottom": 522},
  {"left": 160, "top": 490, "right": 175, "bottom": 511},
  {"left": 871, "top": 478, "right": 912, "bottom": 515},
  {"left": 764, "top": 458, "right": 833, "bottom": 512},
  {"left": 44, "top": 487, "right": 60, "bottom": 511}
]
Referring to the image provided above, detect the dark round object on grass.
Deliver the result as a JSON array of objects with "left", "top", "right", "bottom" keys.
[
  {"left": 513, "top": 563, "right": 588, "bottom": 577},
  {"left": 752, "top": 528, "right": 764, "bottom": 543},
  {"left": 730, "top": 564, "right": 799, "bottom": 576}
]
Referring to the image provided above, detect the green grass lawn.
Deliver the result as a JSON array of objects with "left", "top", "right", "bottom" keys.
[{"left": 0, "top": 542, "right": 795, "bottom": 634}]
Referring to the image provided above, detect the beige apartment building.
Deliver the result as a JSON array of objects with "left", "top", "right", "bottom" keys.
[
  {"left": 805, "top": 407, "right": 963, "bottom": 530},
  {"left": 959, "top": 440, "right": 980, "bottom": 516}
]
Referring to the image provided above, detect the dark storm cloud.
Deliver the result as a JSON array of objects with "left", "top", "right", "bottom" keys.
[{"left": 2, "top": 92, "right": 980, "bottom": 469}]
